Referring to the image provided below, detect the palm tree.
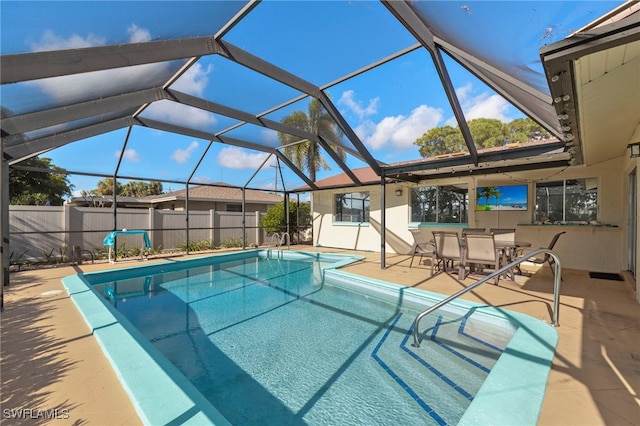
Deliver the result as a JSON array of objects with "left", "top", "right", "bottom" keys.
[
  {"left": 478, "top": 186, "right": 501, "bottom": 209},
  {"left": 96, "top": 178, "right": 121, "bottom": 196},
  {"left": 278, "top": 98, "right": 345, "bottom": 182}
]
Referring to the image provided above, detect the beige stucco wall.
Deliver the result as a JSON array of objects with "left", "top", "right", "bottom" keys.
[{"left": 313, "top": 155, "right": 630, "bottom": 274}]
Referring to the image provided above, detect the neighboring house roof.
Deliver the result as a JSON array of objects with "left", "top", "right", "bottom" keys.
[
  {"left": 299, "top": 167, "right": 382, "bottom": 191},
  {"left": 147, "top": 183, "right": 283, "bottom": 204}
]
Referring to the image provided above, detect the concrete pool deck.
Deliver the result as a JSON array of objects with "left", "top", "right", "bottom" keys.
[{"left": 1, "top": 248, "right": 638, "bottom": 425}]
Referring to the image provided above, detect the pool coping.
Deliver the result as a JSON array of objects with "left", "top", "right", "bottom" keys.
[{"left": 62, "top": 249, "right": 557, "bottom": 425}]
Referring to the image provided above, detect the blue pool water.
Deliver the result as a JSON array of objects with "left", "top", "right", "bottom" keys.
[
  {"left": 87, "top": 253, "right": 514, "bottom": 425},
  {"left": 64, "top": 250, "right": 558, "bottom": 425}
]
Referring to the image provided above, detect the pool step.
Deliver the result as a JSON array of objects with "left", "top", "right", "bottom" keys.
[{"left": 371, "top": 313, "right": 506, "bottom": 425}]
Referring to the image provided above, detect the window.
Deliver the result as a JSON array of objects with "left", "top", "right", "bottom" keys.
[
  {"left": 411, "top": 185, "right": 468, "bottom": 223},
  {"left": 335, "top": 192, "right": 370, "bottom": 223},
  {"left": 535, "top": 178, "right": 598, "bottom": 222},
  {"left": 226, "top": 204, "right": 242, "bottom": 212}
]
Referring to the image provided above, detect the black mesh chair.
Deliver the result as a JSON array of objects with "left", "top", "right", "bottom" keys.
[{"left": 526, "top": 231, "right": 566, "bottom": 279}]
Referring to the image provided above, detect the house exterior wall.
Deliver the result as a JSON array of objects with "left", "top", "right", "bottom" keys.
[{"left": 313, "top": 156, "right": 627, "bottom": 274}]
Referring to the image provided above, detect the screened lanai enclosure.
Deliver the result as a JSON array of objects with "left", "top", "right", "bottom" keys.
[{"left": 2, "top": 1, "right": 639, "bottom": 307}]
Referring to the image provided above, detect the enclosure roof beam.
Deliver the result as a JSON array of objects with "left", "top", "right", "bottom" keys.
[
  {"left": 167, "top": 89, "right": 365, "bottom": 161},
  {"left": 274, "top": 151, "right": 318, "bottom": 191},
  {"left": 382, "top": 141, "right": 567, "bottom": 175},
  {"left": 2, "top": 88, "right": 167, "bottom": 135},
  {"left": 4, "top": 116, "right": 134, "bottom": 165},
  {"left": 316, "top": 135, "right": 362, "bottom": 186},
  {"left": 382, "top": 0, "right": 478, "bottom": 165},
  {"left": 317, "top": 92, "right": 384, "bottom": 174},
  {"left": 1, "top": 36, "right": 220, "bottom": 84}
]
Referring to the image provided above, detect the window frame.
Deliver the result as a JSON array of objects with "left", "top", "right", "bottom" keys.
[
  {"left": 226, "top": 204, "right": 243, "bottom": 212},
  {"left": 535, "top": 178, "right": 598, "bottom": 223},
  {"left": 334, "top": 191, "right": 370, "bottom": 224},
  {"left": 410, "top": 184, "right": 469, "bottom": 225}
]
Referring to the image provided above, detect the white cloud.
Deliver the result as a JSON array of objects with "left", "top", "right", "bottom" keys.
[
  {"left": 142, "top": 99, "right": 216, "bottom": 129},
  {"left": 446, "top": 83, "right": 512, "bottom": 125},
  {"left": 171, "top": 141, "right": 199, "bottom": 164},
  {"left": 141, "top": 63, "right": 215, "bottom": 128},
  {"left": 116, "top": 149, "right": 140, "bottom": 162},
  {"left": 363, "top": 105, "right": 443, "bottom": 150},
  {"left": 29, "top": 30, "right": 106, "bottom": 51},
  {"left": 217, "top": 147, "right": 274, "bottom": 169},
  {"left": 127, "top": 24, "right": 151, "bottom": 43},
  {"left": 27, "top": 26, "right": 173, "bottom": 105},
  {"left": 338, "top": 90, "right": 379, "bottom": 119},
  {"left": 171, "top": 62, "right": 213, "bottom": 96},
  {"left": 191, "top": 176, "right": 213, "bottom": 184}
]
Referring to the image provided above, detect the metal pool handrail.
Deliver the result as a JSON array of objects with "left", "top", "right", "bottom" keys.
[
  {"left": 412, "top": 248, "right": 561, "bottom": 348},
  {"left": 266, "top": 232, "right": 290, "bottom": 259}
]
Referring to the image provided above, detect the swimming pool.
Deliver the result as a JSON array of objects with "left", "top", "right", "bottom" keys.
[{"left": 62, "top": 250, "right": 558, "bottom": 425}]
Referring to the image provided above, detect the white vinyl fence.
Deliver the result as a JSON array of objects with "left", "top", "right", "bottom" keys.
[{"left": 9, "top": 206, "right": 270, "bottom": 262}]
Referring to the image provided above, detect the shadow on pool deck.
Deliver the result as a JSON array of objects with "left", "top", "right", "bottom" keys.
[{"left": 1, "top": 248, "right": 638, "bottom": 425}]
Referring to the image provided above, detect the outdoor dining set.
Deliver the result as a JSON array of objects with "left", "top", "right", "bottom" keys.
[{"left": 410, "top": 228, "right": 565, "bottom": 285}]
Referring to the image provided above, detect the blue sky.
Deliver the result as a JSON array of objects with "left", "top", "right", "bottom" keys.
[{"left": 1, "top": 1, "right": 621, "bottom": 197}]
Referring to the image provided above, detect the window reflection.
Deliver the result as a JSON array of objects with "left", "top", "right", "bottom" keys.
[
  {"left": 411, "top": 185, "right": 468, "bottom": 224},
  {"left": 335, "top": 192, "right": 370, "bottom": 223},
  {"left": 535, "top": 178, "right": 598, "bottom": 223}
]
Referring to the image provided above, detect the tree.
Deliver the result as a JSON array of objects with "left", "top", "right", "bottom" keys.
[
  {"left": 9, "top": 157, "right": 73, "bottom": 205},
  {"left": 467, "top": 118, "right": 508, "bottom": 149},
  {"left": 278, "top": 98, "right": 345, "bottom": 181},
  {"left": 120, "top": 180, "right": 163, "bottom": 197},
  {"left": 260, "top": 201, "right": 311, "bottom": 242},
  {"left": 415, "top": 117, "right": 550, "bottom": 158},
  {"left": 507, "top": 118, "right": 552, "bottom": 143},
  {"left": 93, "top": 179, "right": 163, "bottom": 197},
  {"left": 95, "top": 178, "right": 121, "bottom": 196},
  {"left": 415, "top": 125, "right": 463, "bottom": 158}
]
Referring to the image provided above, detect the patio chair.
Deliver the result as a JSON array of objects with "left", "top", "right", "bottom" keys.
[
  {"left": 432, "top": 231, "right": 464, "bottom": 277},
  {"left": 525, "top": 231, "right": 566, "bottom": 279},
  {"left": 409, "top": 229, "right": 439, "bottom": 273},
  {"left": 462, "top": 228, "right": 486, "bottom": 236},
  {"left": 490, "top": 228, "right": 517, "bottom": 265},
  {"left": 462, "top": 233, "right": 503, "bottom": 285},
  {"left": 490, "top": 228, "right": 516, "bottom": 243}
]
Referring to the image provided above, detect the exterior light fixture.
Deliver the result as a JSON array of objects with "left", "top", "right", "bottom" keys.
[
  {"left": 395, "top": 189, "right": 403, "bottom": 196},
  {"left": 629, "top": 143, "right": 640, "bottom": 158}
]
